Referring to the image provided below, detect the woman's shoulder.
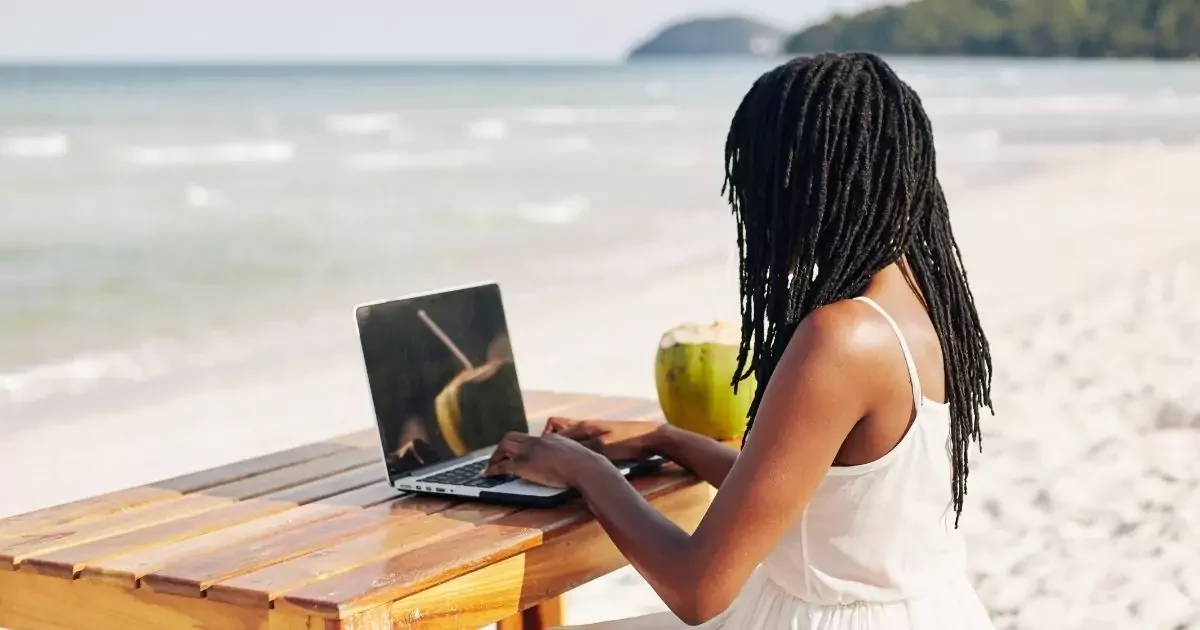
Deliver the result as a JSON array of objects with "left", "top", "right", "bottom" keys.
[
  {"left": 794, "top": 298, "right": 903, "bottom": 360},
  {"left": 772, "top": 299, "right": 910, "bottom": 404}
]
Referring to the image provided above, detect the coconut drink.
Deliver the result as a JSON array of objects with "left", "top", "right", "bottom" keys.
[{"left": 654, "top": 322, "right": 756, "bottom": 441}]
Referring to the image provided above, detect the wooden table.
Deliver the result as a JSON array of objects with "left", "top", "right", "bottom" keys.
[{"left": 0, "top": 391, "right": 710, "bottom": 630}]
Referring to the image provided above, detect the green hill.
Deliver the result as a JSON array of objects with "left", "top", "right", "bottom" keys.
[
  {"left": 629, "top": 16, "right": 786, "bottom": 59},
  {"left": 785, "top": 0, "right": 1200, "bottom": 58}
]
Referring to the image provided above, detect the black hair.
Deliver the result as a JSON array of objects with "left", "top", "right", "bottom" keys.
[{"left": 724, "top": 52, "right": 993, "bottom": 525}]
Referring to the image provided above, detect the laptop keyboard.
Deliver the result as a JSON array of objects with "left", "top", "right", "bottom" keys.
[
  {"left": 419, "top": 456, "right": 657, "bottom": 490},
  {"left": 421, "top": 459, "right": 515, "bottom": 488}
]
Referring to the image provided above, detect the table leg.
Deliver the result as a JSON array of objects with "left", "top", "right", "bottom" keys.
[{"left": 497, "top": 595, "right": 564, "bottom": 630}]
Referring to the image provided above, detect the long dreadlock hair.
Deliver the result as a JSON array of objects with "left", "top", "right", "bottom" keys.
[{"left": 725, "top": 52, "right": 993, "bottom": 525}]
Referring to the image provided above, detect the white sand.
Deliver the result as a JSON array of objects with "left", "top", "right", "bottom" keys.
[{"left": 2, "top": 147, "right": 1199, "bottom": 629}]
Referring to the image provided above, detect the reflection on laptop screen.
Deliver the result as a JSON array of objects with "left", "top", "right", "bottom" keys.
[{"left": 356, "top": 283, "right": 528, "bottom": 482}]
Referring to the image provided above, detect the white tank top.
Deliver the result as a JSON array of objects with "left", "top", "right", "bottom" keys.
[{"left": 760, "top": 296, "right": 970, "bottom": 605}]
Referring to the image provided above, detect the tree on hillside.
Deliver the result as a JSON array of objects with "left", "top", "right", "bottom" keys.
[{"left": 785, "top": 0, "right": 1200, "bottom": 58}]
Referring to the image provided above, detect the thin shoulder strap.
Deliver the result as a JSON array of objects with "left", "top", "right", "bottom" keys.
[{"left": 853, "top": 296, "right": 923, "bottom": 408}]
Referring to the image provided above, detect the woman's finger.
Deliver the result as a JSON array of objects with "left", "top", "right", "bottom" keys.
[
  {"left": 504, "top": 431, "right": 533, "bottom": 443},
  {"left": 551, "top": 420, "right": 602, "bottom": 442},
  {"left": 487, "top": 432, "right": 533, "bottom": 471},
  {"left": 483, "top": 457, "right": 512, "bottom": 477},
  {"left": 495, "top": 432, "right": 530, "bottom": 454},
  {"left": 542, "top": 417, "right": 573, "bottom": 435}
]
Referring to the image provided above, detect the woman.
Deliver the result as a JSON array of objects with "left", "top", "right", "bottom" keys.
[{"left": 484, "top": 52, "right": 995, "bottom": 629}]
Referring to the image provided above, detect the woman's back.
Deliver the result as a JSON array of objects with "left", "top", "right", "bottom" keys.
[{"left": 757, "top": 297, "right": 985, "bottom": 621}]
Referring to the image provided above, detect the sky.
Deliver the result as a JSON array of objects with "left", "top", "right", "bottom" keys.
[{"left": 0, "top": 0, "right": 886, "bottom": 62}]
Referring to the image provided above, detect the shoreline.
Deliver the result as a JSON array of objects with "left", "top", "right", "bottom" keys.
[
  {"left": 0, "top": 135, "right": 1159, "bottom": 422},
  {"left": 0, "top": 142, "right": 1100, "bottom": 422}
]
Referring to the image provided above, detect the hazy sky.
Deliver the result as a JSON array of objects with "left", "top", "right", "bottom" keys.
[{"left": 0, "top": 0, "right": 885, "bottom": 61}]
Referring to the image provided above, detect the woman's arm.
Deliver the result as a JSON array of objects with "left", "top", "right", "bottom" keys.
[{"left": 647, "top": 425, "right": 740, "bottom": 488}]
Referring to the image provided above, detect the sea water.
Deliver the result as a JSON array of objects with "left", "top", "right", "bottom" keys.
[{"left": 3, "top": 58, "right": 1200, "bottom": 411}]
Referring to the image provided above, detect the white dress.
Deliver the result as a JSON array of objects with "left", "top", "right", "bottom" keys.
[{"left": 568, "top": 297, "right": 994, "bottom": 630}]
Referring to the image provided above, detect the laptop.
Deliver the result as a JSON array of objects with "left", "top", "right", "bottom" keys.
[{"left": 354, "top": 282, "right": 661, "bottom": 507}]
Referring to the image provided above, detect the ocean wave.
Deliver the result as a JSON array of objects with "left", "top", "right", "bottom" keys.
[
  {"left": 945, "top": 139, "right": 1169, "bottom": 164},
  {"left": 184, "top": 184, "right": 221, "bottom": 208},
  {"left": 123, "top": 141, "right": 296, "bottom": 167},
  {"left": 465, "top": 118, "right": 509, "bottom": 141},
  {"left": 522, "top": 106, "right": 680, "bottom": 127},
  {"left": 515, "top": 195, "right": 590, "bottom": 225},
  {"left": 344, "top": 148, "right": 491, "bottom": 171},
  {"left": 1, "top": 133, "right": 70, "bottom": 158},
  {"left": 324, "top": 112, "right": 402, "bottom": 135},
  {"left": 929, "top": 95, "right": 1131, "bottom": 116},
  {"left": 0, "top": 349, "right": 168, "bottom": 404}
]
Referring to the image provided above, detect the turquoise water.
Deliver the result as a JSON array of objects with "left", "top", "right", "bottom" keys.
[{"left": 3, "top": 58, "right": 1200, "bottom": 408}]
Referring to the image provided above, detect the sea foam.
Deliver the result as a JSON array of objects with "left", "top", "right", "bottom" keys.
[
  {"left": 0, "top": 349, "right": 166, "bottom": 404},
  {"left": 344, "top": 148, "right": 491, "bottom": 171},
  {"left": 516, "top": 195, "right": 590, "bottom": 225},
  {"left": 324, "top": 112, "right": 402, "bottom": 135},
  {"left": 466, "top": 118, "right": 509, "bottom": 141},
  {"left": 523, "top": 106, "right": 679, "bottom": 127},
  {"left": 123, "top": 141, "right": 296, "bottom": 167},
  {"left": 1, "top": 134, "right": 70, "bottom": 158}
]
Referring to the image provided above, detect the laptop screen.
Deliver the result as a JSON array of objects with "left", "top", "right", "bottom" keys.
[{"left": 355, "top": 283, "right": 529, "bottom": 482}]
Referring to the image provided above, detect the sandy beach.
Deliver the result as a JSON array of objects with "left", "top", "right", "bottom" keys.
[{"left": 2, "top": 145, "right": 1199, "bottom": 629}]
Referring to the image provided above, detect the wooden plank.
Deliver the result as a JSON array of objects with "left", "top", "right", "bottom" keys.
[
  {"left": 139, "top": 495, "right": 454, "bottom": 599},
  {"left": 207, "top": 502, "right": 521, "bottom": 608},
  {"left": 390, "top": 476, "right": 708, "bottom": 629},
  {"left": 525, "top": 397, "right": 661, "bottom": 434},
  {"left": 277, "top": 471, "right": 702, "bottom": 619},
  {"left": 596, "top": 400, "right": 665, "bottom": 421},
  {"left": 517, "top": 390, "right": 594, "bottom": 417},
  {"left": 0, "top": 440, "right": 354, "bottom": 541},
  {"left": 20, "top": 465, "right": 383, "bottom": 580},
  {"left": 0, "top": 554, "right": 267, "bottom": 630},
  {"left": 526, "top": 397, "right": 665, "bottom": 436},
  {"left": 198, "top": 447, "right": 379, "bottom": 500},
  {"left": 338, "top": 605, "right": 395, "bottom": 630},
  {"left": 0, "top": 568, "right": 328, "bottom": 630},
  {"left": 0, "top": 494, "right": 233, "bottom": 572},
  {"left": 525, "top": 598, "right": 566, "bottom": 630},
  {"left": 497, "top": 597, "right": 564, "bottom": 630},
  {"left": 263, "top": 465, "right": 383, "bottom": 505},
  {"left": 80, "top": 484, "right": 400, "bottom": 589},
  {"left": 0, "top": 446, "right": 382, "bottom": 571}
]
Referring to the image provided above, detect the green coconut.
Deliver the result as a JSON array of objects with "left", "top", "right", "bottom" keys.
[{"left": 654, "top": 322, "right": 756, "bottom": 440}]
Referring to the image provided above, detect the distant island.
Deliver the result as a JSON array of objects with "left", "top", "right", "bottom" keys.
[
  {"left": 628, "top": 16, "right": 786, "bottom": 59},
  {"left": 788, "top": 0, "right": 1200, "bottom": 59},
  {"left": 631, "top": 1, "right": 1200, "bottom": 60}
]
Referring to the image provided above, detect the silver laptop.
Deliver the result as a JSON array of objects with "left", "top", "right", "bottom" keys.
[{"left": 354, "top": 282, "right": 660, "bottom": 507}]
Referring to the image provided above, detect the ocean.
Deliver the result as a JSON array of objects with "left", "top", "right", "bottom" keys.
[{"left": 3, "top": 57, "right": 1200, "bottom": 415}]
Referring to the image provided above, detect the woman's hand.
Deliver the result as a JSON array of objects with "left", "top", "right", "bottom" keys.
[
  {"left": 542, "top": 417, "right": 665, "bottom": 462},
  {"left": 482, "top": 431, "right": 604, "bottom": 488}
]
